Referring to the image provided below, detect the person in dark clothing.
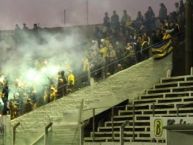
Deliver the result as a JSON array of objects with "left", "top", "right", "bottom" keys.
[
  {"left": 95, "top": 26, "right": 103, "bottom": 48},
  {"left": 159, "top": 3, "right": 168, "bottom": 21},
  {"left": 111, "top": 10, "right": 120, "bottom": 33},
  {"left": 57, "top": 70, "right": 67, "bottom": 98},
  {"left": 23, "top": 23, "right": 29, "bottom": 31},
  {"left": 103, "top": 12, "right": 110, "bottom": 28},
  {"left": 121, "top": 10, "right": 130, "bottom": 33},
  {"left": 2, "top": 82, "right": 9, "bottom": 115},
  {"left": 24, "top": 99, "right": 33, "bottom": 113},
  {"left": 144, "top": 6, "right": 156, "bottom": 32},
  {"left": 179, "top": 0, "right": 185, "bottom": 14},
  {"left": 151, "top": 30, "right": 163, "bottom": 44},
  {"left": 135, "top": 11, "right": 144, "bottom": 30}
]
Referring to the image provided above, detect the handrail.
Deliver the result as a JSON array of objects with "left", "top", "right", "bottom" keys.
[
  {"left": 12, "top": 122, "right": 20, "bottom": 145},
  {"left": 45, "top": 122, "right": 53, "bottom": 135},
  {"left": 30, "top": 122, "right": 53, "bottom": 145},
  {"left": 71, "top": 99, "right": 84, "bottom": 145},
  {"left": 30, "top": 133, "right": 44, "bottom": 145}
]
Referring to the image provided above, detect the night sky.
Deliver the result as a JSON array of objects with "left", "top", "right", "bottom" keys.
[{"left": 0, "top": 0, "right": 178, "bottom": 30}]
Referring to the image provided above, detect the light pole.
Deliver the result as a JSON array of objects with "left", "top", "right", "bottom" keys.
[
  {"left": 185, "top": 0, "right": 193, "bottom": 74},
  {"left": 64, "top": 9, "right": 66, "bottom": 25},
  {"left": 86, "top": 0, "right": 89, "bottom": 25}
]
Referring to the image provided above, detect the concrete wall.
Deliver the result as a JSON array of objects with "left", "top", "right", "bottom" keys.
[{"left": 167, "top": 131, "right": 193, "bottom": 145}]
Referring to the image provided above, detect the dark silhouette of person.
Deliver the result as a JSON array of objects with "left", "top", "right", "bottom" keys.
[
  {"left": 103, "top": 12, "right": 110, "bottom": 28},
  {"left": 159, "top": 3, "right": 168, "bottom": 21},
  {"left": 2, "top": 81, "right": 9, "bottom": 115},
  {"left": 57, "top": 71, "right": 67, "bottom": 98},
  {"left": 111, "top": 10, "right": 120, "bottom": 33},
  {"left": 144, "top": 6, "right": 156, "bottom": 32}
]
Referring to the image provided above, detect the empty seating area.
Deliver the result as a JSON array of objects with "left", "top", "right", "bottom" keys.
[{"left": 84, "top": 75, "right": 193, "bottom": 143}]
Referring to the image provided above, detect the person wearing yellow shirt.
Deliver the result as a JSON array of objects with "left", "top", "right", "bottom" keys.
[
  {"left": 67, "top": 71, "right": 75, "bottom": 93},
  {"left": 99, "top": 45, "right": 109, "bottom": 59}
]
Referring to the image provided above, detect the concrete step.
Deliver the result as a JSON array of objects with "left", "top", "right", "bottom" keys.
[
  {"left": 84, "top": 137, "right": 107, "bottom": 142},
  {"left": 169, "top": 108, "right": 193, "bottom": 114},
  {"left": 84, "top": 136, "right": 162, "bottom": 143},
  {"left": 133, "top": 100, "right": 156, "bottom": 105},
  {"left": 119, "top": 110, "right": 142, "bottom": 116},
  {"left": 113, "top": 116, "right": 133, "bottom": 121},
  {"left": 105, "top": 121, "right": 150, "bottom": 127},
  {"left": 179, "top": 81, "right": 193, "bottom": 87},
  {"left": 155, "top": 80, "right": 193, "bottom": 89},
  {"left": 161, "top": 76, "right": 186, "bottom": 83},
  {"left": 90, "top": 131, "right": 144, "bottom": 138},
  {"left": 126, "top": 105, "right": 149, "bottom": 110},
  {"left": 147, "top": 88, "right": 171, "bottom": 94},
  {"left": 140, "top": 91, "right": 192, "bottom": 100},
  {"left": 148, "top": 85, "right": 193, "bottom": 94},
  {"left": 98, "top": 126, "right": 148, "bottom": 132},
  {"left": 165, "top": 92, "right": 190, "bottom": 98},
  {"left": 140, "top": 94, "right": 164, "bottom": 100},
  {"left": 154, "top": 82, "right": 178, "bottom": 89}
]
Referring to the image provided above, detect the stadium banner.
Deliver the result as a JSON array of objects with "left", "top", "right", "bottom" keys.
[
  {"left": 151, "top": 40, "right": 173, "bottom": 59},
  {"left": 150, "top": 117, "right": 193, "bottom": 139}
]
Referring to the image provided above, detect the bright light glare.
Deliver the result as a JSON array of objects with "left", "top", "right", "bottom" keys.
[
  {"left": 47, "top": 65, "right": 60, "bottom": 76},
  {"left": 26, "top": 69, "right": 41, "bottom": 83}
]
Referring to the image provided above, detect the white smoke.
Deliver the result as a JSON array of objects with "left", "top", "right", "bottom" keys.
[{"left": 0, "top": 27, "right": 88, "bottom": 99}]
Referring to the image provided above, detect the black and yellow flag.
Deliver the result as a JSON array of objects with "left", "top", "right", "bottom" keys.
[{"left": 152, "top": 39, "right": 173, "bottom": 59}]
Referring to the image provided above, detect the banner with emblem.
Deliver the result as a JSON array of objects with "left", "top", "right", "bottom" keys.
[{"left": 151, "top": 39, "right": 173, "bottom": 59}]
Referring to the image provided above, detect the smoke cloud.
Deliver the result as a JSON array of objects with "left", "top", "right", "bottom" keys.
[{"left": 0, "top": 28, "right": 88, "bottom": 99}]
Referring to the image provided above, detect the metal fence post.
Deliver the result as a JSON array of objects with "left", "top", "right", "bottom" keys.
[
  {"left": 44, "top": 122, "right": 53, "bottom": 145},
  {"left": 12, "top": 122, "right": 20, "bottom": 145},
  {"left": 120, "top": 125, "right": 124, "bottom": 145},
  {"left": 80, "top": 122, "right": 84, "bottom": 145},
  {"left": 92, "top": 108, "right": 95, "bottom": 142},
  {"left": 132, "top": 103, "right": 135, "bottom": 142},
  {"left": 177, "top": 105, "right": 179, "bottom": 117},
  {"left": 111, "top": 107, "right": 114, "bottom": 141},
  {"left": 79, "top": 99, "right": 84, "bottom": 145},
  {"left": 152, "top": 103, "right": 155, "bottom": 117},
  {"left": 120, "top": 121, "right": 129, "bottom": 145}
]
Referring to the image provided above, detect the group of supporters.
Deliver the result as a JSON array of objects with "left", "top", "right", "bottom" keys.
[
  {"left": 0, "top": 70, "right": 75, "bottom": 119},
  {"left": 0, "top": 1, "right": 186, "bottom": 119},
  {"left": 84, "top": 1, "right": 185, "bottom": 79}
]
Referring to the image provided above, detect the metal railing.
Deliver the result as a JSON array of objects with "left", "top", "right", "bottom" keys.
[
  {"left": 12, "top": 121, "right": 53, "bottom": 145},
  {"left": 120, "top": 120, "right": 130, "bottom": 145},
  {"left": 71, "top": 99, "right": 84, "bottom": 145},
  {"left": 12, "top": 122, "right": 20, "bottom": 145},
  {"left": 81, "top": 98, "right": 170, "bottom": 144}
]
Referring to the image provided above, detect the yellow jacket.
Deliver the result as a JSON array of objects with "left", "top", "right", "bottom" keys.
[
  {"left": 68, "top": 73, "right": 75, "bottom": 85},
  {"left": 99, "top": 47, "right": 108, "bottom": 58},
  {"left": 162, "top": 33, "right": 171, "bottom": 40}
]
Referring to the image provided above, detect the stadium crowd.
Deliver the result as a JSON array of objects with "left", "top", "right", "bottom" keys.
[{"left": 0, "top": 0, "right": 185, "bottom": 119}]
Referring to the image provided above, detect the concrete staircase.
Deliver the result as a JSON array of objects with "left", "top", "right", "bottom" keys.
[{"left": 84, "top": 74, "right": 193, "bottom": 143}]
